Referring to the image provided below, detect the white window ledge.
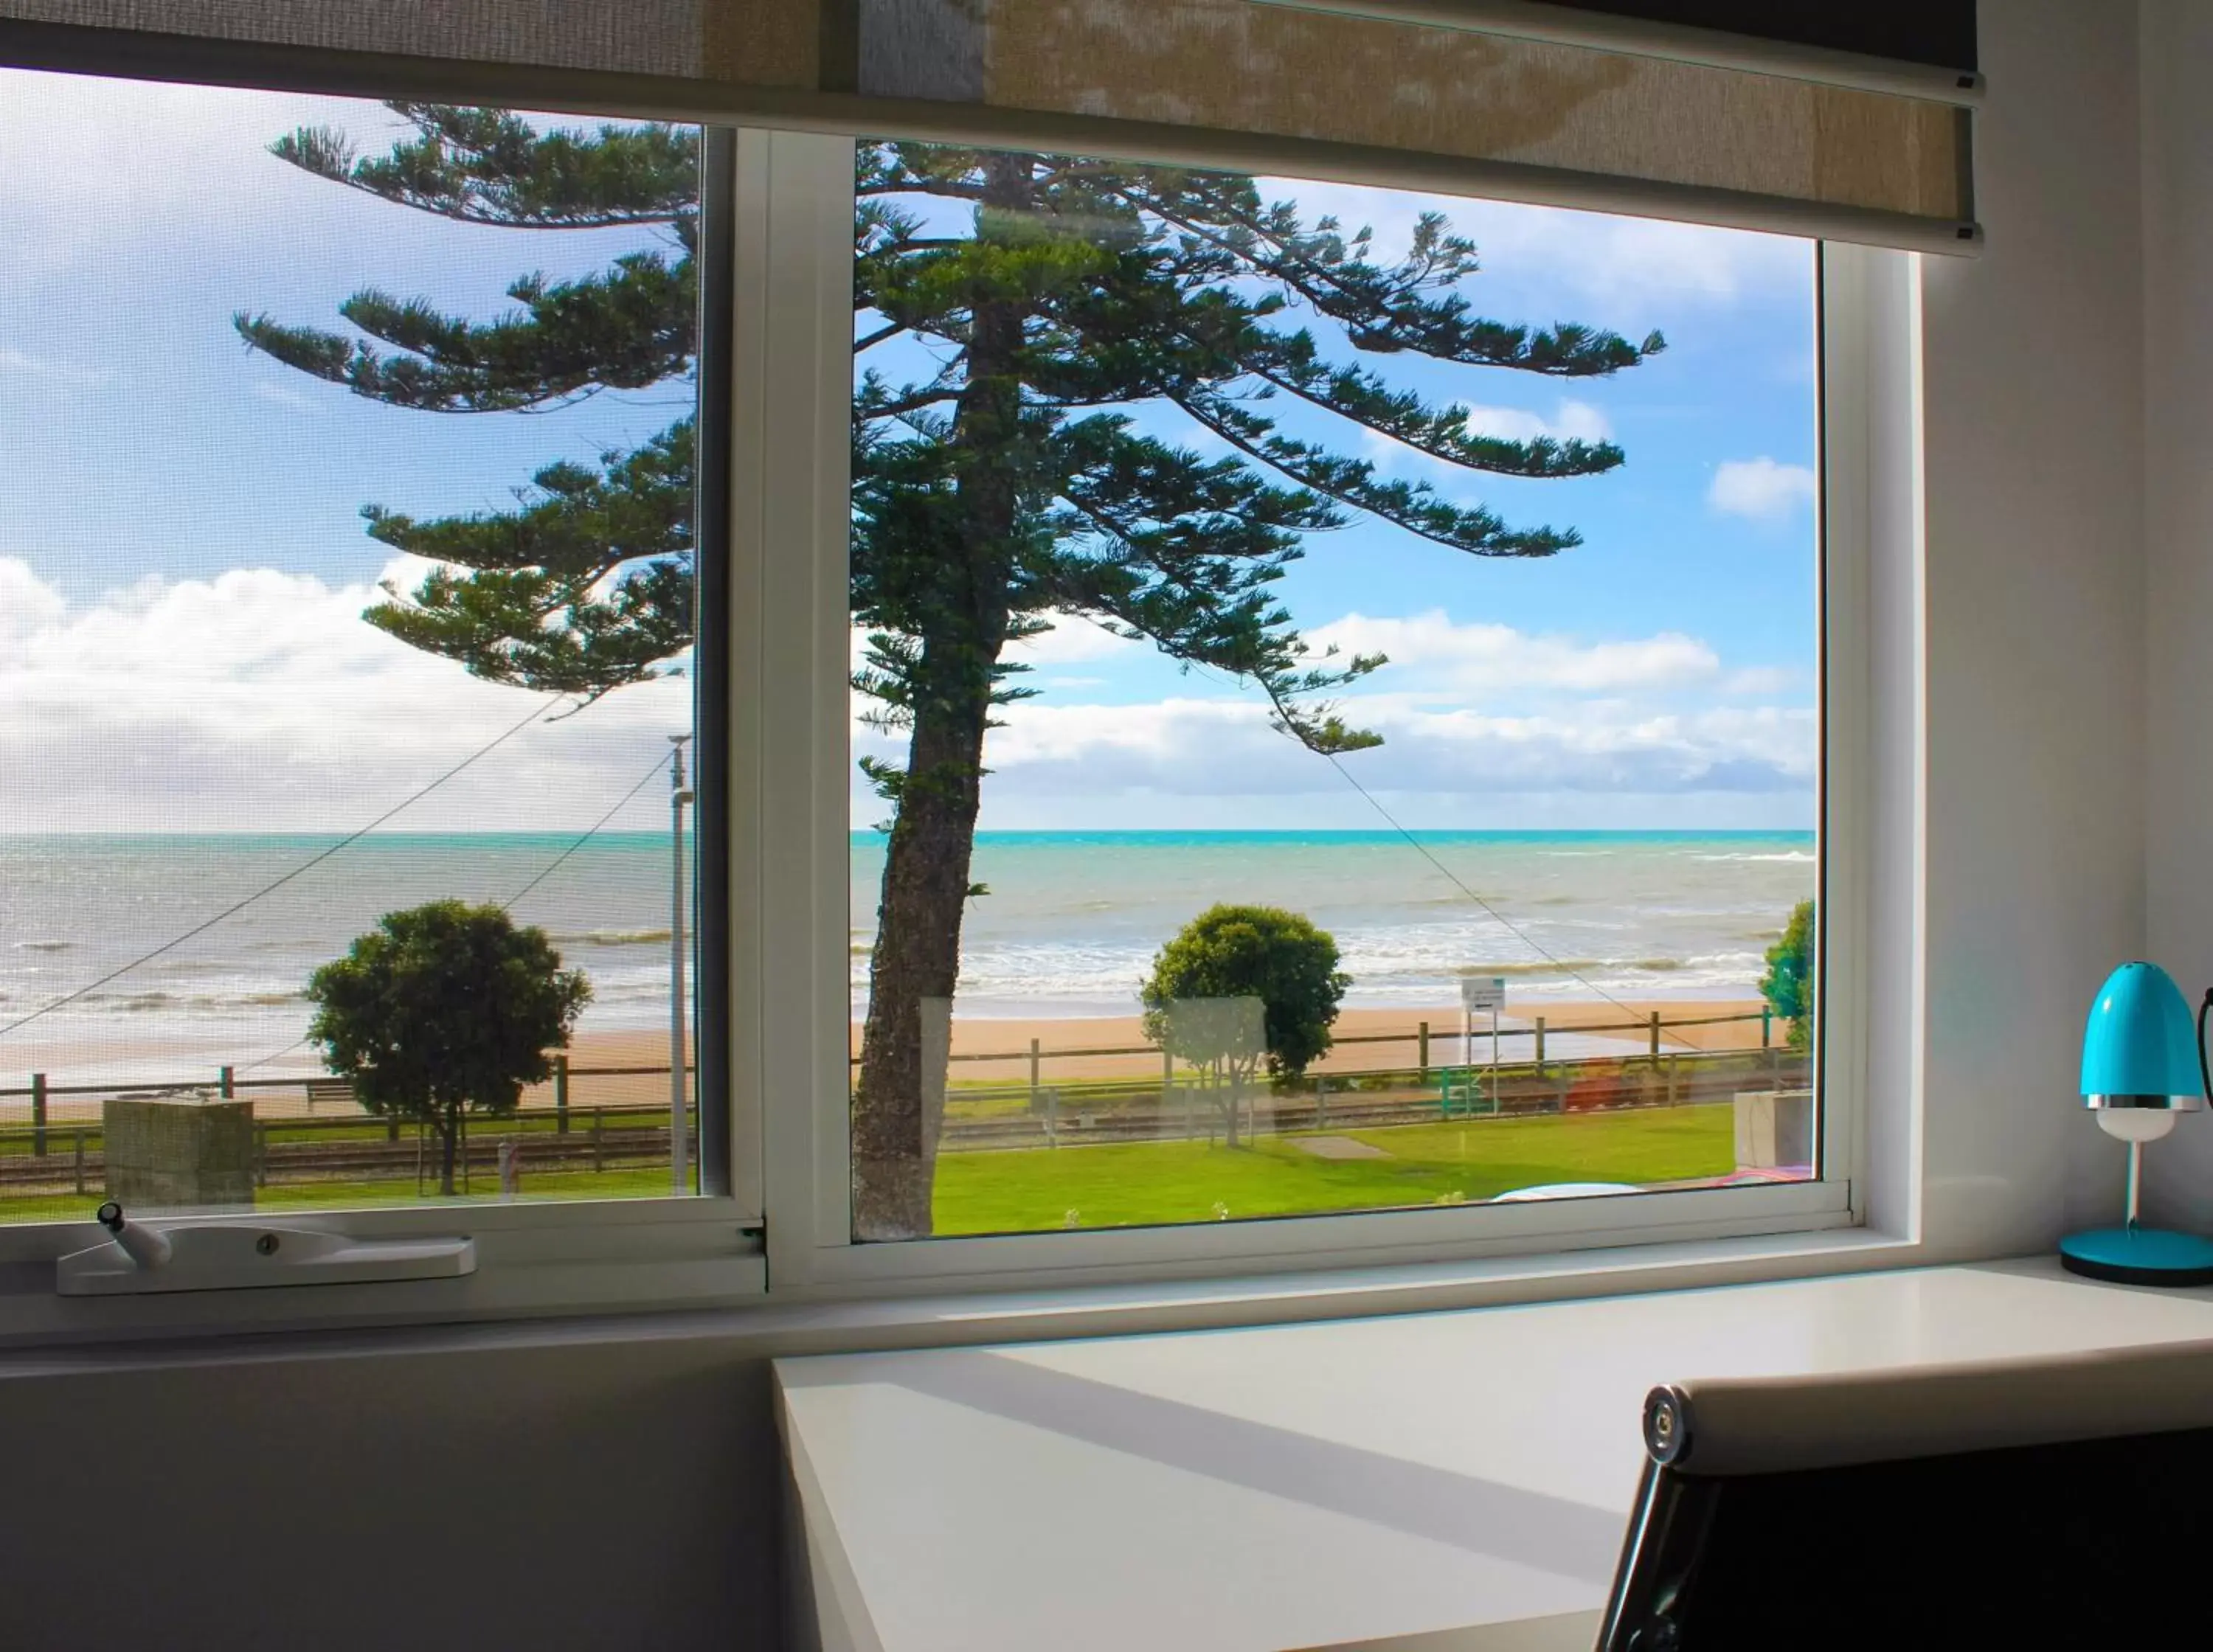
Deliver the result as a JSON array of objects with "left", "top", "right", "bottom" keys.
[
  {"left": 775, "top": 1260, "right": 2213, "bottom": 1652},
  {"left": 0, "top": 1217, "right": 1899, "bottom": 1355}
]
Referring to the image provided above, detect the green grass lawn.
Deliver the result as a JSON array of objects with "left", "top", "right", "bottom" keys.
[
  {"left": 0, "top": 1105, "right": 1738, "bottom": 1234},
  {"left": 930, "top": 1102, "right": 1736, "bottom": 1235},
  {"left": 0, "top": 1166, "right": 686, "bottom": 1226}
]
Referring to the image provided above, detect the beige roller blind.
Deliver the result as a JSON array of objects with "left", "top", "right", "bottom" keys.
[{"left": 0, "top": 0, "right": 1977, "bottom": 250}]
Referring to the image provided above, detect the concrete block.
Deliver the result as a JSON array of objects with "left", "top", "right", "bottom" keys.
[{"left": 104, "top": 1089, "right": 255, "bottom": 1210}]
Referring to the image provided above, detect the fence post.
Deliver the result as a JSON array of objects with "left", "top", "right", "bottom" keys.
[
  {"left": 254, "top": 1123, "right": 269, "bottom": 1188},
  {"left": 592, "top": 1107, "right": 604, "bottom": 1171},
  {"left": 1029, "top": 1038, "right": 1042, "bottom": 1116},
  {"left": 555, "top": 1054, "right": 571, "bottom": 1135},
  {"left": 1666, "top": 1055, "right": 1680, "bottom": 1107},
  {"left": 387, "top": 1111, "right": 400, "bottom": 1143},
  {"left": 73, "top": 1128, "right": 85, "bottom": 1195},
  {"left": 1315, "top": 1075, "right": 1329, "bottom": 1131},
  {"left": 1648, "top": 1010, "right": 1661, "bottom": 1069},
  {"left": 219, "top": 1064, "right": 235, "bottom": 1099},
  {"left": 1762, "top": 1007, "right": 1773, "bottom": 1049},
  {"left": 1045, "top": 1087, "right": 1059, "bottom": 1149},
  {"left": 31, "top": 1072, "right": 46, "bottom": 1159},
  {"left": 1417, "top": 1021, "right": 1430, "bottom": 1083},
  {"left": 1534, "top": 1017, "right": 1547, "bottom": 1079}
]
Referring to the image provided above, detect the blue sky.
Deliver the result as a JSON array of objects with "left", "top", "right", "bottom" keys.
[{"left": 0, "top": 69, "right": 1818, "bottom": 835}]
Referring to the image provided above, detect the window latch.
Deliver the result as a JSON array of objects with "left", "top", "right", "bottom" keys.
[{"left": 55, "top": 1202, "right": 477, "bottom": 1297}]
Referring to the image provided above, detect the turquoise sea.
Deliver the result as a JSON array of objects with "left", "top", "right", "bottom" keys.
[
  {"left": 0, "top": 830, "right": 1813, "bottom": 1080},
  {"left": 853, "top": 828, "right": 1815, "bottom": 1018}
]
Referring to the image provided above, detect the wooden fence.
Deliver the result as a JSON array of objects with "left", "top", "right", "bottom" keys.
[{"left": 0, "top": 1007, "right": 1805, "bottom": 1196}]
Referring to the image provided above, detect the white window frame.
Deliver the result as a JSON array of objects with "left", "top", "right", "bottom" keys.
[
  {"left": 0, "top": 92, "right": 771, "bottom": 1343},
  {"left": 0, "top": 109, "right": 1895, "bottom": 1339},
  {"left": 752, "top": 128, "right": 1873, "bottom": 1299}
]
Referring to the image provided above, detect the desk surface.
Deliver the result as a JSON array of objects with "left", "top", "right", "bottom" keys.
[{"left": 775, "top": 1262, "right": 2213, "bottom": 1652}]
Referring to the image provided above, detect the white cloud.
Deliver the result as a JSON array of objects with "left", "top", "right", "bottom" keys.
[
  {"left": 1724, "top": 665, "right": 1798, "bottom": 695},
  {"left": 1258, "top": 177, "right": 1810, "bottom": 321},
  {"left": 1005, "top": 612, "right": 1141, "bottom": 666},
  {"left": 0, "top": 71, "right": 382, "bottom": 287},
  {"left": 845, "top": 605, "right": 1810, "bottom": 808},
  {"left": 0, "top": 556, "right": 690, "bottom": 832},
  {"left": 0, "top": 556, "right": 66, "bottom": 645},
  {"left": 1461, "top": 398, "right": 1613, "bottom": 445},
  {"left": 249, "top": 379, "right": 318, "bottom": 412},
  {"left": 849, "top": 611, "right": 1140, "bottom": 683},
  {"left": 1709, "top": 457, "right": 1816, "bottom": 521},
  {"left": 1362, "top": 400, "right": 1614, "bottom": 477},
  {"left": 851, "top": 692, "right": 1813, "bottom": 801},
  {"left": 1303, "top": 611, "right": 1719, "bottom": 695},
  {"left": 0, "top": 346, "right": 108, "bottom": 388}
]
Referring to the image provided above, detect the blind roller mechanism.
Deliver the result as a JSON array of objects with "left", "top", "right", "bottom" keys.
[{"left": 0, "top": 0, "right": 1978, "bottom": 251}]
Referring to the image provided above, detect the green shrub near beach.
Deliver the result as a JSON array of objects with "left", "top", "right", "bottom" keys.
[{"left": 1759, "top": 899, "right": 1816, "bottom": 1052}]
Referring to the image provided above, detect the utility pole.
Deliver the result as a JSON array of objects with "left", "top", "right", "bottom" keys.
[{"left": 669, "top": 733, "right": 694, "bottom": 1195}]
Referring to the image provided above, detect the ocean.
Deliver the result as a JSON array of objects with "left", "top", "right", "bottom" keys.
[
  {"left": 0, "top": 830, "right": 1813, "bottom": 1082},
  {"left": 853, "top": 830, "right": 1816, "bottom": 1020}
]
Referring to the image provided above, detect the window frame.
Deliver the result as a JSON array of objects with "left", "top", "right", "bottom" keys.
[
  {"left": 0, "top": 73, "right": 766, "bottom": 1324},
  {"left": 752, "top": 129, "right": 1870, "bottom": 1299},
  {"left": 0, "top": 74, "right": 1887, "bottom": 1331}
]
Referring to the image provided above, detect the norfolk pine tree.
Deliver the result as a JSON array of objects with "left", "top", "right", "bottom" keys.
[{"left": 241, "top": 109, "right": 1663, "bottom": 1238}]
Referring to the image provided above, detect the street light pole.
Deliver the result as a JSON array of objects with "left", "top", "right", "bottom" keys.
[{"left": 669, "top": 733, "right": 694, "bottom": 1194}]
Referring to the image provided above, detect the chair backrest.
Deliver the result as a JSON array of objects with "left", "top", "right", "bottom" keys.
[{"left": 1595, "top": 1338, "right": 2213, "bottom": 1650}]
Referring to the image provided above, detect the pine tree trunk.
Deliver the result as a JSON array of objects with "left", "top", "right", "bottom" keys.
[
  {"left": 851, "top": 154, "right": 1031, "bottom": 1241},
  {"left": 851, "top": 678, "right": 992, "bottom": 1237}
]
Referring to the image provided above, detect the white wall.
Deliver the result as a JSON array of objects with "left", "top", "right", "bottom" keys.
[
  {"left": 1914, "top": 0, "right": 2147, "bottom": 1254},
  {"left": 0, "top": 1332, "right": 783, "bottom": 1650},
  {"left": 2141, "top": 0, "right": 2213, "bottom": 1229},
  {"left": 0, "top": 5, "right": 2168, "bottom": 1648}
]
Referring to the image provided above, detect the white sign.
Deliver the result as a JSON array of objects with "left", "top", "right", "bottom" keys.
[{"left": 1460, "top": 975, "right": 1506, "bottom": 1012}]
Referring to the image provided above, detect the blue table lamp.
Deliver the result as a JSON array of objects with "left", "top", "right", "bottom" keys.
[{"left": 2062, "top": 961, "right": 2213, "bottom": 1285}]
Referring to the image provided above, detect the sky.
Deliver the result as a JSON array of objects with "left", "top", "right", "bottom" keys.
[{"left": 0, "top": 69, "right": 1820, "bottom": 836}]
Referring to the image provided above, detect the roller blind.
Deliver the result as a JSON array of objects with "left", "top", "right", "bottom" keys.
[{"left": 0, "top": 0, "right": 1978, "bottom": 250}]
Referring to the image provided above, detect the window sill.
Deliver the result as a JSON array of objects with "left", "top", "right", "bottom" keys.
[
  {"left": 0, "top": 1215, "right": 1902, "bottom": 1360},
  {"left": 0, "top": 1200, "right": 766, "bottom": 1353}
]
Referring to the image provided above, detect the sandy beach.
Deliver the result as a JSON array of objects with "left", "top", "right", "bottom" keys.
[
  {"left": 848, "top": 998, "right": 1776, "bottom": 1084},
  {"left": 1, "top": 998, "right": 1778, "bottom": 1125}
]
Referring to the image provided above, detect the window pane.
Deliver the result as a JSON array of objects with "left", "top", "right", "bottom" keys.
[
  {"left": 0, "top": 72, "right": 710, "bottom": 1221},
  {"left": 848, "top": 142, "right": 1818, "bottom": 1241}
]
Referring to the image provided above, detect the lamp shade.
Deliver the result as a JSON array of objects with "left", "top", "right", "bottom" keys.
[{"left": 2080, "top": 962, "right": 2205, "bottom": 1108}]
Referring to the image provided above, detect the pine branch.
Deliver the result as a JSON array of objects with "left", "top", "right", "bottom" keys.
[
  {"left": 1172, "top": 389, "right": 1580, "bottom": 558},
  {"left": 235, "top": 251, "right": 693, "bottom": 412},
  {"left": 272, "top": 104, "right": 696, "bottom": 228}
]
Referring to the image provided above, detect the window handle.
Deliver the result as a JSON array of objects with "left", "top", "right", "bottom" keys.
[{"left": 56, "top": 1203, "right": 476, "bottom": 1297}]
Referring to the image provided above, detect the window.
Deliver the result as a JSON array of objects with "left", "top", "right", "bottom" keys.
[
  {"left": 0, "top": 68, "right": 1863, "bottom": 1306},
  {"left": 828, "top": 136, "right": 1837, "bottom": 1255},
  {"left": 0, "top": 71, "right": 724, "bottom": 1225}
]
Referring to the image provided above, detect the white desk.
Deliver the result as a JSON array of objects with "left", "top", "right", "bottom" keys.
[{"left": 776, "top": 1262, "right": 2213, "bottom": 1652}]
